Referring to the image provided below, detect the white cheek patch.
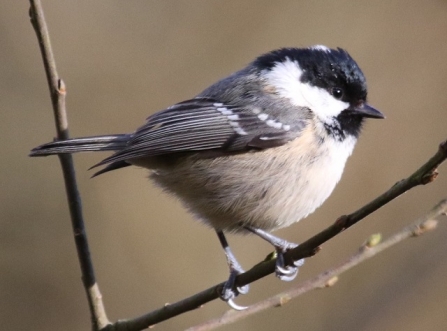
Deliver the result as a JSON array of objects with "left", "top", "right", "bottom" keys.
[{"left": 263, "top": 58, "right": 349, "bottom": 122}]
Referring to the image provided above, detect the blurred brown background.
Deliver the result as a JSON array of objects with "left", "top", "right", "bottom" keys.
[{"left": 1, "top": 1, "right": 446, "bottom": 330}]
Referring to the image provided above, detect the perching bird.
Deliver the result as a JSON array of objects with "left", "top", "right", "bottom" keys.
[{"left": 30, "top": 45, "right": 384, "bottom": 309}]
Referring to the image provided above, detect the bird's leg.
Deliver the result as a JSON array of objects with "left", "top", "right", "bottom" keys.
[
  {"left": 244, "top": 225, "right": 304, "bottom": 281},
  {"left": 215, "top": 230, "right": 249, "bottom": 309}
]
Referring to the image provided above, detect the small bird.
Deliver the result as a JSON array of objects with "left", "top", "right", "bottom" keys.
[{"left": 30, "top": 45, "right": 384, "bottom": 309}]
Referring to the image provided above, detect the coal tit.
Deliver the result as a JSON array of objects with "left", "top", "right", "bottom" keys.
[{"left": 30, "top": 45, "right": 384, "bottom": 308}]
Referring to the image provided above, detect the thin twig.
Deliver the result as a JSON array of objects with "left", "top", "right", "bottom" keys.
[
  {"left": 103, "top": 140, "right": 446, "bottom": 330},
  {"left": 187, "top": 199, "right": 447, "bottom": 331},
  {"left": 29, "top": 1, "right": 110, "bottom": 329},
  {"left": 28, "top": 3, "right": 447, "bottom": 329}
]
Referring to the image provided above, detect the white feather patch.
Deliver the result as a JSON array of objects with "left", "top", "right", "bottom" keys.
[{"left": 262, "top": 58, "right": 349, "bottom": 122}]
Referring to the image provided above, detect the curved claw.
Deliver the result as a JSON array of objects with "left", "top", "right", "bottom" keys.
[
  {"left": 274, "top": 248, "right": 302, "bottom": 281},
  {"left": 221, "top": 284, "right": 250, "bottom": 311},
  {"left": 220, "top": 287, "right": 235, "bottom": 302},
  {"left": 237, "top": 284, "right": 250, "bottom": 295},
  {"left": 220, "top": 284, "right": 250, "bottom": 302},
  {"left": 276, "top": 267, "right": 298, "bottom": 281},
  {"left": 227, "top": 298, "right": 249, "bottom": 311},
  {"left": 220, "top": 270, "right": 250, "bottom": 303},
  {"left": 276, "top": 264, "right": 297, "bottom": 276},
  {"left": 294, "top": 258, "right": 305, "bottom": 267}
]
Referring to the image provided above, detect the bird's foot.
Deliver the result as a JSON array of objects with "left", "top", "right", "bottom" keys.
[
  {"left": 243, "top": 225, "right": 305, "bottom": 281},
  {"left": 274, "top": 242, "right": 305, "bottom": 281},
  {"left": 216, "top": 230, "right": 249, "bottom": 310},
  {"left": 220, "top": 268, "right": 249, "bottom": 311}
]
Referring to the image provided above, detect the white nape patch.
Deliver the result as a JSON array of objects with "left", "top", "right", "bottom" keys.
[
  {"left": 310, "top": 45, "right": 330, "bottom": 52},
  {"left": 263, "top": 58, "right": 349, "bottom": 123},
  {"left": 257, "top": 113, "right": 269, "bottom": 121}
]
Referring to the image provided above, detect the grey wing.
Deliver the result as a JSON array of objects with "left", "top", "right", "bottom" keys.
[{"left": 93, "top": 97, "right": 304, "bottom": 168}]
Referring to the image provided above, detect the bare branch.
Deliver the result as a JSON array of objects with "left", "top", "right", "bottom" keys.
[
  {"left": 28, "top": 3, "right": 447, "bottom": 330},
  {"left": 28, "top": 1, "right": 110, "bottom": 329},
  {"left": 284, "top": 140, "right": 447, "bottom": 265},
  {"left": 103, "top": 140, "right": 446, "bottom": 330},
  {"left": 187, "top": 199, "right": 447, "bottom": 331}
]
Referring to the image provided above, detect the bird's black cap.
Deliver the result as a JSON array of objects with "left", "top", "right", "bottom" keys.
[{"left": 254, "top": 46, "right": 368, "bottom": 103}]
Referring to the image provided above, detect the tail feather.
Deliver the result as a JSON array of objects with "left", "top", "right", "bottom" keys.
[
  {"left": 90, "top": 160, "right": 131, "bottom": 177},
  {"left": 29, "top": 134, "right": 130, "bottom": 157}
]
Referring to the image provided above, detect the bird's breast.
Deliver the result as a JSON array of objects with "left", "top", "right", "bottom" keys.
[{"left": 150, "top": 125, "right": 357, "bottom": 232}]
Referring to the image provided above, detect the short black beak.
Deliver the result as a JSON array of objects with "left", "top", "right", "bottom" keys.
[{"left": 352, "top": 103, "right": 385, "bottom": 119}]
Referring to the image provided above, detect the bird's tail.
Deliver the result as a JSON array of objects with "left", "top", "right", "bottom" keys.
[{"left": 29, "top": 134, "right": 130, "bottom": 157}]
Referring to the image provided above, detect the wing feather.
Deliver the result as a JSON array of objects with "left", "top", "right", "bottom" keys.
[{"left": 93, "top": 97, "right": 303, "bottom": 168}]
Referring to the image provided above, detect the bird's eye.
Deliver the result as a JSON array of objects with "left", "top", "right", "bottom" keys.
[{"left": 331, "top": 87, "right": 343, "bottom": 99}]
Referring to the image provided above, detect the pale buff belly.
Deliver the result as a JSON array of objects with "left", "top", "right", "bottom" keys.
[{"left": 136, "top": 128, "right": 356, "bottom": 233}]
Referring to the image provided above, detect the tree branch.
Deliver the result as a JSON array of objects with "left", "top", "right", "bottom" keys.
[
  {"left": 29, "top": 1, "right": 110, "bottom": 329},
  {"left": 187, "top": 199, "right": 447, "bottom": 331},
  {"left": 28, "top": 3, "right": 447, "bottom": 330},
  {"left": 103, "top": 140, "right": 446, "bottom": 330}
]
